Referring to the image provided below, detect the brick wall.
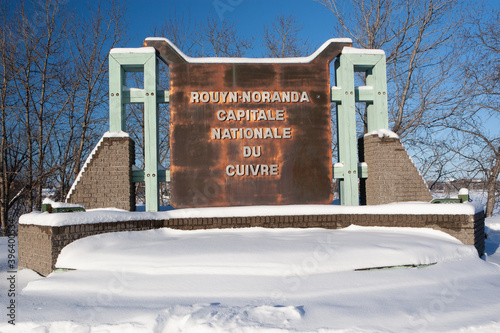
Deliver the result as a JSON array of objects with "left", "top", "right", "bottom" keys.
[
  {"left": 67, "top": 136, "right": 135, "bottom": 210},
  {"left": 18, "top": 225, "right": 54, "bottom": 276},
  {"left": 19, "top": 211, "right": 485, "bottom": 276},
  {"left": 360, "top": 134, "right": 433, "bottom": 205},
  {"left": 19, "top": 220, "right": 164, "bottom": 276}
]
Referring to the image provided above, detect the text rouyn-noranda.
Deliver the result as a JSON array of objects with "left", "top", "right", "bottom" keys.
[{"left": 190, "top": 91, "right": 311, "bottom": 104}]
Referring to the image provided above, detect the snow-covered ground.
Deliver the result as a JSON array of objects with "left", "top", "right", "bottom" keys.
[{"left": 1, "top": 216, "right": 500, "bottom": 332}]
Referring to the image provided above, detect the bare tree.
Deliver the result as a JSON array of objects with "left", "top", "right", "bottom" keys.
[
  {"left": 438, "top": 121, "right": 499, "bottom": 216},
  {"left": 0, "top": 0, "right": 129, "bottom": 227},
  {"left": 197, "top": 13, "right": 253, "bottom": 57},
  {"left": 12, "top": 1, "right": 39, "bottom": 213},
  {"left": 0, "top": 0, "right": 60, "bottom": 226},
  {"left": 0, "top": 0, "right": 19, "bottom": 234},
  {"left": 151, "top": 10, "right": 253, "bottom": 58},
  {"left": 439, "top": 9, "right": 500, "bottom": 216},
  {"left": 411, "top": 135, "right": 459, "bottom": 191},
  {"left": 263, "top": 13, "right": 311, "bottom": 58},
  {"left": 62, "top": 0, "right": 128, "bottom": 195},
  {"left": 30, "top": 0, "right": 72, "bottom": 210},
  {"left": 315, "top": 0, "right": 471, "bottom": 140},
  {"left": 151, "top": 8, "right": 198, "bottom": 55}
]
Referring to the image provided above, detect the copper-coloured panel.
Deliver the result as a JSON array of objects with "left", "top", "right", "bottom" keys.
[{"left": 144, "top": 39, "right": 351, "bottom": 208}]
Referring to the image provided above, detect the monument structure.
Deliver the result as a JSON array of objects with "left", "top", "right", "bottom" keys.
[
  {"left": 66, "top": 38, "right": 431, "bottom": 211},
  {"left": 18, "top": 38, "right": 485, "bottom": 276}
]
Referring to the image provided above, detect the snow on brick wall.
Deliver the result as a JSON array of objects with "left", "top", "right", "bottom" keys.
[
  {"left": 65, "top": 136, "right": 106, "bottom": 202},
  {"left": 65, "top": 134, "right": 134, "bottom": 210}
]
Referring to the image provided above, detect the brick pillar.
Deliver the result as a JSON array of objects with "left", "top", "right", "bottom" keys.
[
  {"left": 18, "top": 224, "right": 54, "bottom": 276},
  {"left": 67, "top": 136, "right": 135, "bottom": 210},
  {"left": 360, "top": 134, "right": 432, "bottom": 205}
]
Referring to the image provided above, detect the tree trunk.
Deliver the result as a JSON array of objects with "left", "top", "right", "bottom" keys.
[
  {"left": 25, "top": 67, "right": 34, "bottom": 212},
  {"left": 485, "top": 154, "right": 500, "bottom": 217},
  {"left": 0, "top": 50, "right": 8, "bottom": 235}
]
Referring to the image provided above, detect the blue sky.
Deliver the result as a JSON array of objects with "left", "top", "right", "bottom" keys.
[
  {"left": 108, "top": 0, "right": 500, "bottom": 57},
  {"left": 116, "top": 0, "right": 343, "bottom": 55}
]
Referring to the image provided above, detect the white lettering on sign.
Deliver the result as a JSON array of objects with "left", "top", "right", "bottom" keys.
[
  {"left": 216, "top": 109, "right": 285, "bottom": 121},
  {"left": 191, "top": 92, "right": 199, "bottom": 103},
  {"left": 212, "top": 127, "right": 292, "bottom": 140},
  {"left": 243, "top": 146, "right": 262, "bottom": 158},
  {"left": 200, "top": 92, "right": 209, "bottom": 103},
  {"left": 300, "top": 91, "right": 310, "bottom": 102},
  {"left": 189, "top": 91, "right": 311, "bottom": 103},
  {"left": 190, "top": 90, "right": 307, "bottom": 178},
  {"left": 226, "top": 164, "right": 279, "bottom": 177}
]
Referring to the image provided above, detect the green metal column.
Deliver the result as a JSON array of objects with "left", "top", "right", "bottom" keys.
[
  {"left": 365, "top": 55, "right": 388, "bottom": 132},
  {"left": 109, "top": 56, "right": 126, "bottom": 132},
  {"left": 143, "top": 56, "right": 159, "bottom": 212},
  {"left": 108, "top": 48, "right": 164, "bottom": 211},
  {"left": 335, "top": 55, "right": 359, "bottom": 205},
  {"left": 331, "top": 49, "right": 388, "bottom": 205}
]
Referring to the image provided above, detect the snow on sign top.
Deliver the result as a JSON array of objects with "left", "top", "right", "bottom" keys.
[
  {"left": 109, "top": 47, "right": 156, "bottom": 54},
  {"left": 342, "top": 46, "right": 386, "bottom": 55},
  {"left": 144, "top": 37, "right": 354, "bottom": 64}
]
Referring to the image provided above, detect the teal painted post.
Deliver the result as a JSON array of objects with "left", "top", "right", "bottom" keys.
[
  {"left": 365, "top": 55, "right": 388, "bottom": 132},
  {"left": 108, "top": 48, "right": 165, "bottom": 212},
  {"left": 331, "top": 49, "right": 389, "bottom": 205},
  {"left": 144, "top": 55, "right": 159, "bottom": 212},
  {"left": 335, "top": 55, "right": 359, "bottom": 205},
  {"left": 109, "top": 56, "right": 126, "bottom": 132}
]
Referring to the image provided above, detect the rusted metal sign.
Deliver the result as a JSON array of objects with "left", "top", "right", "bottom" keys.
[{"left": 144, "top": 38, "right": 351, "bottom": 208}]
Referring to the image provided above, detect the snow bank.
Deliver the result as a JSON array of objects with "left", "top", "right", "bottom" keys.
[
  {"left": 19, "top": 202, "right": 483, "bottom": 227},
  {"left": 5, "top": 225, "right": 500, "bottom": 332},
  {"left": 54, "top": 226, "right": 475, "bottom": 275},
  {"left": 487, "top": 215, "right": 500, "bottom": 231}
]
